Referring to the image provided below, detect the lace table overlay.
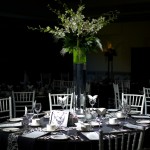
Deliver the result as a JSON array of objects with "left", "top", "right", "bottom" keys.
[{"left": 6, "top": 127, "right": 42, "bottom": 150}]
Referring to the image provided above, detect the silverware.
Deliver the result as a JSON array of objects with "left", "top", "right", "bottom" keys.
[{"left": 77, "top": 136, "right": 84, "bottom": 141}]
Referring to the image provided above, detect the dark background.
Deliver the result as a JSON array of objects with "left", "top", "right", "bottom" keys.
[{"left": 0, "top": 0, "right": 150, "bottom": 83}]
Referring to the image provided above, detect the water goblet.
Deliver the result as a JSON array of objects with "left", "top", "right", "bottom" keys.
[
  {"left": 22, "top": 112, "right": 34, "bottom": 129},
  {"left": 34, "top": 103, "right": 42, "bottom": 118},
  {"left": 122, "top": 104, "right": 131, "bottom": 123}
]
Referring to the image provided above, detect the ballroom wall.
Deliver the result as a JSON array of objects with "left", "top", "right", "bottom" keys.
[
  {"left": 86, "top": 21, "right": 150, "bottom": 81},
  {"left": 0, "top": 17, "right": 150, "bottom": 83}
]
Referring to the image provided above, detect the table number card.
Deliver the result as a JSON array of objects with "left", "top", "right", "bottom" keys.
[{"left": 49, "top": 110, "right": 69, "bottom": 127}]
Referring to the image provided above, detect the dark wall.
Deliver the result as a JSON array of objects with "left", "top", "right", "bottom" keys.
[{"left": 0, "top": 17, "right": 73, "bottom": 83}]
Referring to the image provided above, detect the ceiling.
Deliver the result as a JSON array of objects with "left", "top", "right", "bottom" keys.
[{"left": 0, "top": 0, "right": 150, "bottom": 23}]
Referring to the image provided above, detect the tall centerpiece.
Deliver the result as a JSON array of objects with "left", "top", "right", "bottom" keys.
[{"left": 28, "top": 0, "right": 119, "bottom": 110}]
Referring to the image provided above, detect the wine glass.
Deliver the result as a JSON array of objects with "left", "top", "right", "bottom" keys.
[
  {"left": 96, "top": 108, "right": 105, "bottom": 128},
  {"left": 89, "top": 99, "right": 96, "bottom": 109},
  {"left": 22, "top": 112, "right": 34, "bottom": 129},
  {"left": 34, "top": 103, "right": 42, "bottom": 118},
  {"left": 122, "top": 104, "right": 131, "bottom": 123}
]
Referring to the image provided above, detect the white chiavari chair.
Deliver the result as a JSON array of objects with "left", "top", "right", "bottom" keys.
[
  {"left": 99, "top": 128, "right": 145, "bottom": 150},
  {"left": 48, "top": 93, "right": 73, "bottom": 111},
  {"left": 122, "top": 93, "right": 145, "bottom": 114},
  {"left": 0, "top": 97, "right": 12, "bottom": 121},
  {"left": 12, "top": 90, "right": 35, "bottom": 117}
]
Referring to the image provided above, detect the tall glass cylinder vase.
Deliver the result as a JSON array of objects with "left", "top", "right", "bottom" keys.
[{"left": 73, "top": 49, "right": 87, "bottom": 114}]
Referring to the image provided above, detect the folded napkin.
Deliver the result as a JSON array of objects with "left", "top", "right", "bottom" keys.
[
  {"left": 87, "top": 95, "right": 98, "bottom": 103},
  {"left": 97, "top": 108, "right": 106, "bottom": 115},
  {"left": 22, "top": 131, "right": 48, "bottom": 139},
  {"left": 0, "top": 122, "right": 22, "bottom": 128},
  {"left": 123, "top": 123, "right": 144, "bottom": 130},
  {"left": 81, "top": 132, "right": 99, "bottom": 140}
]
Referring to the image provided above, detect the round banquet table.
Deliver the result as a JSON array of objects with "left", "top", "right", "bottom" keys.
[{"left": 0, "top": 114, "right": 150, "bottom": 150}]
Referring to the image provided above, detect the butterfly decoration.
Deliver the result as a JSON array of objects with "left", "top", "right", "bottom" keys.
[
  {"left": 87, "top": 95, "right": 98, "bottom": 102},
  {"left": 58, "top": 96, "right": 68, "bottom": 108},
  {"left": 88, "top": 95, "right": 98, "bottom": 108}
]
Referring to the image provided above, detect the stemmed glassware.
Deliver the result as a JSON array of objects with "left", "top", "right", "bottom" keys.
[
  {"left": 23, "top": 109, "right": 34, "bottom": 128},
  {"left": 96, "top": 108, "right": 106, "bottom": 128},
  {"left": 122, "top": 103, "right": 131, "bottom": 123},
  {"left": 34, "top": 103, "right": 42, "bottom": 118}
]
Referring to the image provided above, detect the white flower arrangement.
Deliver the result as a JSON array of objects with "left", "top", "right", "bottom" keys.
[{"left": 28, "top": 0, "right": 119, "bottom": 59}]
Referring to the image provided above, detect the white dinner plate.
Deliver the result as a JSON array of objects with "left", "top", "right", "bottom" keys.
[
  {"left": 129, "top": 111, "right": 140, "bottom": 115},
  {"left": 42, "top": 128, "right": 56, "bottom": 132},
  {"left": 90, "top": 121, "right": 100, "bottom": 126},
  {"left": 107, "top": 109, "right": 119, "bottom": 112},
  {"left": 50, "top": 134, "right": 69, "bottom": 140},
  {"left": 131, "top": 115, "right": 150, "bottom": 119},
  {"left": 136, "top": 120, "right": 150, "bottom": 124},
  {"left": 9, "top": 118, "right": 23, "bottom": 122},
  {"left": 29, "top": 123, "right": 40, "bottom": 127},
  {"left": 2, "top": 127, "right": 20, "bottom": 132},
  {"left": 77, "top": 115, "right": 85, "bottom": 118},
  {"left": 106, "top": 121, "right": 121, "bottom": 125},
  {"left": 81, "top": 132, "right": 99, "bottom": 140}
]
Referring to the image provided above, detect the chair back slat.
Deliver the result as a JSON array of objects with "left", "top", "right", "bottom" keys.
[
  {"left": 143, "top": 87, "right": 150, "bottom": 115},
  {"left": 113, "top": 83, "right": 121, "bottom": 109}
]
